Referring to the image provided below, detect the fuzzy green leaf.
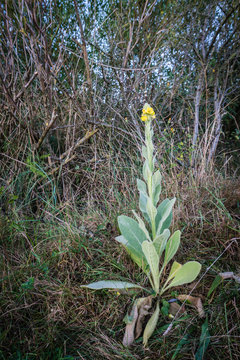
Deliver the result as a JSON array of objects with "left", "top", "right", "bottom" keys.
[
  {"left": 137, "top": 178, "right": 147, "bottom": 196},
  {"left": 163, "top": 261, "right": 201, "bottom": 292},
  {"left": 152, "top": 170, "right": 161, "bottom": 206},
  {"left": 115, "top": 235, "right": 128, "bottom": 246},
  {"left": 115, "top": 235, "right": 147, "bottom": 271},
  {"left": 133, "top": 211, "right": 151, "bottom": 241},
  {"left": 159, "top": 211, "right": 173, "bottom": 234},
  {"left": 166, "top": 261, "right": 182, "bottom": 283},
  {"left": 118, "top": 216, "right": 148, "bottom": 268},
  {"left": 139, "top": 191, "right": 151, "bottom": 224},
  {"left": 142, "top": 145, "right": 148, "bottom": 160},
  {"left": 142, "top": 241, "right": 160, "bottom": 292},
  {"left": 153, "top": 229, "right": 170, "bottom": 257},
  {"left": 146, "top": 197, "right": 157, "bottom": 225},
  {"left": 118, "top": 215, "right": 146, "bottom": 253},
  {"left": 143, "top": 300, "right": 160, "bottom": 347},
  {"left": 155, "top": 198, "right": 175, "bottom": 235},
  {"left": 139, "top": 191, "right": 147, "bottom": 213},
  {"left": 143, "top": 160, "right": 152, "bottom": 182},
  {"left": 81, "top": 280, "right": 143, "bottom": 290},
  {"left": 163, "top": 230, "right": 181, "bottom": 267}
]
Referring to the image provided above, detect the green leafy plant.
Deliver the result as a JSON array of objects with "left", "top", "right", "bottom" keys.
[
  {"left": 82, "top": 103, "right": 201, "bottom": 346},
  {"left": 195, "top": 317, "right": 211, "bottom": 360}
]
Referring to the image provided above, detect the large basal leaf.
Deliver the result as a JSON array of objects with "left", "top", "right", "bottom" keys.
[
  {"left": 143, "top": 300, "right": 160, "bottom": 347},
  {"left": 163, "top": 261, "right": 201, "bottom": 292},
  {"left": 155, "top": 198, "right": 175, "bottom": 235},
  {"left": 118, "top": 215, "right": 147, "bottom": 260},
  {"left": 166, "top": 261, "right": 182, "bottom": 283},
  {"left": 153, "top": 229, "right": 170, "bottom": 257},
  {"left": 81, "top": 280, "right": 144, "bottom": 290},
  {"left": 115, "top": 234, "right": 141, "bottom": 258},
  {"left": 152, "top": 170, "right": 161, "bottom": 206},
  {"left": 128, "top": 250, "right": 148, "bottom": 272},
  {"left": 163, "top": 230, "right": 181, "bottom": 267},
  {"left": 142, "top": 241, "right": 159, "bottom": 293}
]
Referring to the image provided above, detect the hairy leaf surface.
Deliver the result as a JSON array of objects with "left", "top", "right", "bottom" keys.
[
  {"left": 143, "top": 300, "right": 160, "bottom": 347},
  {"left": 163, "top": 261, "right": 201, "bottom": 292},
  {"left": 163, "top": 230, "right": 181, "bottom": 267},
  {"left": 82, "top": 280, "right": 144, "bottom": 290}
]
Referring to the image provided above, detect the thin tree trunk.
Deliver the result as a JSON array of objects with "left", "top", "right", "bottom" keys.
[
  {"left": 207, "top": 78, "right": 223, "bottom": 163},
  {"left": 191, "top": 72, "right": 204, "bottom": 166},
  {"left": 193, "top": 74, "right": 204, "bottom": 146},
  {"left": 73, "top": 0, "right": 94, "bottom": 122}
]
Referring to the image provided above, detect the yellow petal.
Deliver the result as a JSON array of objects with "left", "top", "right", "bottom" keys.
[{"left": 146, "top": 107, "right": 155, "bottom": 115}]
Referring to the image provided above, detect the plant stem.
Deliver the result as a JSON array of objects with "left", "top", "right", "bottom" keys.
[{"left": 145, "top": 120, "right": 156, "bottom": 239}]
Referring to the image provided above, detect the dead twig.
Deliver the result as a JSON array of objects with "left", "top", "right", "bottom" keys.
[
  {"left": 49, "top": 129, "right": 99, "bottom": 175},
  {"left": 34, "top": 110, "right": 57, "bottom": 151}
]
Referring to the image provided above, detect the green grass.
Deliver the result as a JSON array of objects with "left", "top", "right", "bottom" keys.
[{"left": 1, "top": 154, "right": 240, "bottom": 359}]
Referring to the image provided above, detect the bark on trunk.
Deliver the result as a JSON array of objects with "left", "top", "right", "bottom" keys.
[
  {"left": 207, "top": 78, "right": 223, "bottom": 163},
  {"left": 193, "top": 74, "right": 204, "bottom": 147},
  {"left": 191, "top": 72, "right": 204, "bottom": 166}
]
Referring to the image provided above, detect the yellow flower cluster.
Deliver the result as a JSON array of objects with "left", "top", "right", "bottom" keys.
[{"left": 141, "top": 106, "right": 156, "bottom": 122}]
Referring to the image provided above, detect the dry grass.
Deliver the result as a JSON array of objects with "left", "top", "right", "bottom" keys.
[{"left": 1, "top": 148, "right": 240, "bottom": 359}]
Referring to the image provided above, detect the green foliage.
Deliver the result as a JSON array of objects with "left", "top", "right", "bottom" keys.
[
  {"left": 82, "top": 280, "right": 144, "bottom": 290},
  {"left": 155, "top": 199, "right": 175, "bottom": 235},
  {"left": 195, "top": 317, "right": 211, "bottom": 360},
  {"left": 142, "top": 240, "right": 160, "bottom": 293},
  {"left": 143, "top": 300, "right": 160, "bottom": 347},
  {"left": 117, "top": 215, "right": 147, "bottom": 266},
  {"left": 160, "top": 299, "right": 170, "bottom": 316},
  {"left": 21, "top": 277, "right": 35, "bottom": 291},
  {"left": 162, "top": 230, "right": 181, "bottom": 269},
  {"left": 207, "top": 275, "right": 223, "bottom": 298},
  {"left": 161, "top": 261, "right": 202, "bottom": 294},
  {"left": 153, "top": 229, "right": 170, "bottom": 257}
]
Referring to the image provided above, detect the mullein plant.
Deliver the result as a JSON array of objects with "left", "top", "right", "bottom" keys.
[{"left": 82, "top": 104, "right": 201, "bottom": 347}]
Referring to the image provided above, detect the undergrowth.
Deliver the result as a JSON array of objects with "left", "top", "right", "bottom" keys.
[{"left": 0, "top": 147, "right": 239, "bottom": 359}]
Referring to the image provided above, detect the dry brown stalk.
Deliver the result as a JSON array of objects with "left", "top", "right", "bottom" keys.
[
  {"left": 34, "top": 110, "right": 57, "bottom": 151},
  {"left": 49, "top": 129, "right": 99, "bottom": 175}
]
